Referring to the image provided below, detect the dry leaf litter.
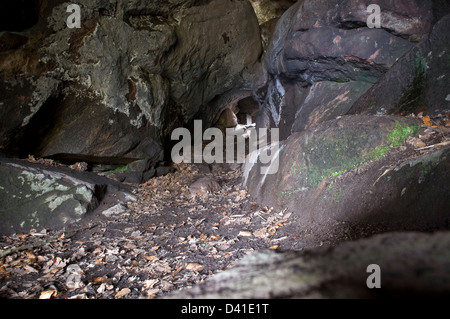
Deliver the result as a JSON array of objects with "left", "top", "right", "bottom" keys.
[
  {"left": 1, "top": 112, "right": 449, "bottom": 299},
  {"left": 0, "top": 163, "right": 292, "bottom": 299}
]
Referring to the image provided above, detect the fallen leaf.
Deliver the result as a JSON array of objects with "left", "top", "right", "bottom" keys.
[
  {"left": 23, "top": 265, "right": 39, "bottom": 274},
  {"left": 39, "top": 290, "right": 57, "bottom": 299},
  {"left": 172, "top": 266, "right": 184, "bottom": 276},
  {"left": 423, "top": 116, "right": 433, "bottom": 127},
  {"left": 412, "top": 138, "right": 426, "bottom": 148},
  {"left": 97, "top": 283, "right": 107, "bottom": 294},
  {"left": 254, "top": 228, "right": 268, "bottom": 239},
  {"left": 269, "top": 245, "right": 279, "bottom": 250},
  {"left": 267, "top": 227, "right": 278, "bottom": 237},
  {"left": 69, "top": 294, "right": 88, "bottom": 299},
  {"left": 37, "top": 256, "right": 48, "bottom": 263},
  {"left": 115, "top": 288, "right": 131, "bottom": 299},
  {"left": 238, "top": 231, "right": 252, "bottom": 237},
  {"left": 281, "top": 212, "right": 292, "bottom": 222},
  {"left": 145, "top": 255, "right": 157, "bottom": 261},
  {"left": 144, "top": 288, "right": 159, "bottom": 299},
  {"left": 94, "top": 258, "right": 104, "bottom": 265},
  {"left": 143, "top": 279, "right": 159, "bottom": 290},
  {"left": 24, "top": 251, "right": 37, "bottom": 261},
  {"left": 122, "top": 242, "right": 136, "bottom": 250},
  {"left": 0, "top": 266, "right": 10, "bottom": 278},
  {"left": 209, "top": 235, "right": 220, "bottom": 241},
  {"left": 92, "top": 276, "right": 108, "bottom": 284},
  {"left": 186, "top": 263, "right": 204, "bottom": 272}
]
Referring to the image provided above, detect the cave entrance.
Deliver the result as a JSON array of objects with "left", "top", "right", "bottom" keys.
[
  {"left": 236, "top": 96, "right": 260, "bottom": 126},
  {"left": 213, "top": 96, "right": 260, "bottom": 130}
]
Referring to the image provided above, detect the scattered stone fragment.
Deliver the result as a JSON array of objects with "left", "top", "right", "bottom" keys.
[
  {"left": 189, "top": 177, "right": 221, "bottom": 197},
  {"left": 102, "top": 204, "right": 127, "bottom": 218}
]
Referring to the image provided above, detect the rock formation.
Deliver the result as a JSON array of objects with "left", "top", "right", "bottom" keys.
[
  {"left": 0, "top": 0, "right": 262, "bottom": 162},
  {"left": 244, "top": 0, "right": 450, "bottom": 247},
  {"left": 258, "top": 0, "right": 449, "bottom": 139},
  {"left": 1, "top": 0, "right": 450, "bottom": 299},
  {"left": 169, "top": 231, "right": 450, "bottom": 299}
]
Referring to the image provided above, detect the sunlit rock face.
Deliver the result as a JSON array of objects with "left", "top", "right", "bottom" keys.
[{"left": 0, "top": 0, "right": 262, "bottom": 162}]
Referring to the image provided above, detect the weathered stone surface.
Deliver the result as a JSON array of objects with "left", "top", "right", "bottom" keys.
[
  {"left": 169, "top": 231, "right": 450, "bottom": 299},
  {"left": 266, "top": 0, "right": 432, "bottom": 79},
  {"left": 283, "top": 27, "right": 413, "bottom": 83},
  {"left": 349, "top": 14, "right": 450, "bottom": 116},
  {"left": 0, "top": 158, "right": 131, "bottom": 235},
  {"left": 0, "top": 0, "right": 262, "bottom": 162},
  {"left": 112, "top": 158, "right": 162, "bottom": 184},
  {"left": 0, "top": 32, "right": 29, "bottom": 52},
  {"left": 290, "top": 0, "right": 433, "bottom": 39},
  {"left": 259, "top": 0, "right": 436, "bottom": 138},
  {"left": 102, "top": 203, "right": 127, "bottom": 218},
  {"left": 291, "top": 81, "right": 374, "bottom": 133},
  {"left": 263, "top": 79, "right": 374, "bottom": 139},
  {"left": 243, "top": 115, "right": 450, "bottom": 240}
]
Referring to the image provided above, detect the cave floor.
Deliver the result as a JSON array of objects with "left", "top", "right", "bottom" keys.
[
  {"left": 0, "top": 162, "right": 344, "bottom": 299},
  {"left": 1, "top": 113, "right": 449, "bottom": 299}
]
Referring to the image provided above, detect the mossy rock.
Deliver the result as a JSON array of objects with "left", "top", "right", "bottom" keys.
[
  {"left": 0, "top": 160, "right": 98, "bottom": 235},
  {"left": 349, "top": 15, "right": 450, "bottom": 116},
  {"left": 263, "top": 115, "right": 419, "bottom": 190},
  {"left": 244, "top": 115, "right": 449, "bottom": 238},
  {"left": 0, "top": 158, "right": 132, "bottom": 236}
]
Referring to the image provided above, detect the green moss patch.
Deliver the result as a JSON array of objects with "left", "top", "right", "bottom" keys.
[
  {"left": 291, "top": 120, "right": 420, "bottom": 188},
  {"left": 105, "top": 165, "right": 129, "bottom": 174},
  {"left": 388, "top": 122, "right": 420, "bottom": 147},
  {"left": 397, "top": 52, "right": 428, "bottom": 114}
]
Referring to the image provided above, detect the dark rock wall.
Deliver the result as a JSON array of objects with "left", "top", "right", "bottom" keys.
[
  {"left": 0, "top": 0, "right": 262, "bottom": 162},
  {"left": 258, "top": 0, "right": 450, "bottom": 139},
  {"left": 243, "top": 0, "right": 450, "bottom": 245}
]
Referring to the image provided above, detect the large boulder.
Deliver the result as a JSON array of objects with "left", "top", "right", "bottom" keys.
[
  {"left": 349, "top": 14, "right": 450, "bottom": 116},
  {"left": 0, "top": 158, "right": 132, "bottom": 236},
  {"left": 259, "top": 0, "right": 436, "bottom": 138},
  {"left": 169, "top": 231, "right": 450, "bottom": 299},
  {"left": 267, "top": 0, "right": 433, "bottom": 78},
  {"left": 243, "top": 115, "right": 450, "bottom": 244},
  {"left": 0, "top": 0, "right": 262, "bottom": 162}
]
